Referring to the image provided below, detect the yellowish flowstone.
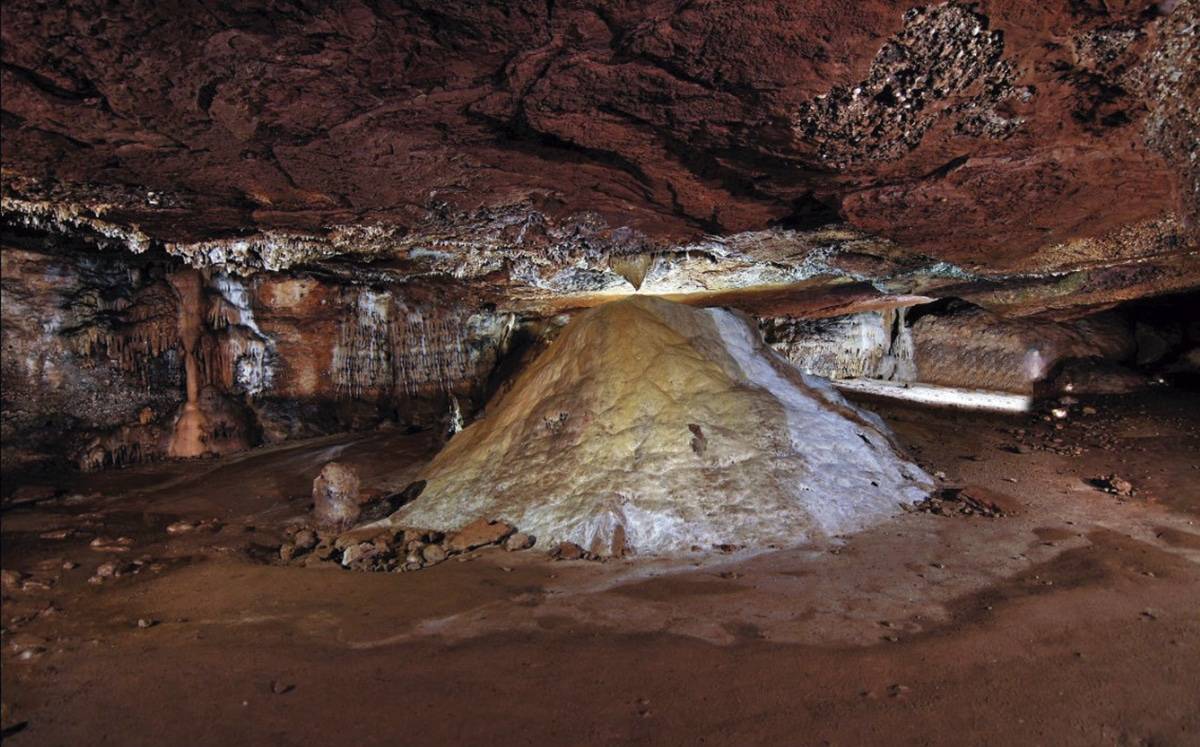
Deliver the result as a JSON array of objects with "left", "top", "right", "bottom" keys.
[{"left": 394, "top": 296, "right": 932, "bottom": 555}]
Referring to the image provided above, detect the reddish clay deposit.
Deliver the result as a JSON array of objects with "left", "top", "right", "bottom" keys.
[{"left": 2, "top": 392, "right": 1199, "bottom": 744}]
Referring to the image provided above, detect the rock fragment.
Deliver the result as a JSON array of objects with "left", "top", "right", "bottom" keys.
[
  {"left": 340, "top": 542, "right": 375, "bottom": 568},
  {"left": 278, "top": 542, "right": 298, "bottom": 562},
  {"left": 7, "top": 634, "right": 47, "bottom": 660},
  {"left": 89, "top": 536, "right": 134, "bottom": 552},
  {"left": 0, "top": 569, "right": 24, "bottom": 593},
  {"left": 421, "top": 544, "right": 447, "bottom": 565},
  {"left": 549, "top": 541, "right": 587, "bottom": 560},
  {"left": 909, "top": 485, "right": 1016, "bottom": 518},
  {"left": 1096, "top": 474, "right": 1135, "bottom": 497},
  {"left": 293, "top": 529, "right": 318, "bottom": 551},
  {"left": 445, "top": 518, "right": 514, "bottom": 554},
  {"left": 504, "top": 533, "right": 535, "bottom": 552}
]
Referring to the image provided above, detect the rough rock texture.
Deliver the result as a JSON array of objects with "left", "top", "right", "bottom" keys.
[
  {"left": 394, "top": 297, "right": 932, "bottom": 555},
  {"left": 1, "top": 0, "right": 1196, "bottom": 271},
  {"left": 909, "top": 304, "right": 1135, "bottom": 393},
  {"left": 765, "top": 301, "right": 1138, "bottom": 394},
  {"left": 1, "top": 0, "right": 1197, "bottom": 476},
  {"left": 312, "top": 462, "right": 361, "bottom": 531},
  {"left": 0, "top": 234, "right": 520, "bottom": 471}
]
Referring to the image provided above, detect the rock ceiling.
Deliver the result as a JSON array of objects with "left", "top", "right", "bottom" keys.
[{"left": 1, "top": 0, "right": 1198, "bottom": 312}]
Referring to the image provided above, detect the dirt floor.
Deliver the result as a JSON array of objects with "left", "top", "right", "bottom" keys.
[{"left": 2, "top": 389, "right": 1199, "bottom": 746}]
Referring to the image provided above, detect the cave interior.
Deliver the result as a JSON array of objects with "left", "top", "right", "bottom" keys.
[{"left": 1, "top": 1, "right": 1198, "bottom": 744}]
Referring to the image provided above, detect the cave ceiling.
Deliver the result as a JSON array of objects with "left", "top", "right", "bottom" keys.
[{"left": 1, "top": 0, "right": 1197, "bottom": 316}]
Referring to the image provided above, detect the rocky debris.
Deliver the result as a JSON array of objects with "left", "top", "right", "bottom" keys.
[
  {"left": 277, "top": 517, "right": 530, "bottom": 573},
  {"left": 1, "top": 569, "right": 26, "bottom": 593},
  {"left": 549, "top": 542, "right": 605, "bottom": 562},
  {"left": 89, "top": 536, "right": 134, "bottom": 552},
  {"left": 270, "top": 680, "right": 295, "bottom": 695},
  {"left": 340, "top": 542, "right": 380, "bottom": 569},
  {"left": 907, "top": 485, "right": 1016, "bottom": 518},
  {"left": 504, "top": 533, "right": 535, "bottom": 552},
  {"left": 445, "top": 519, "right": 515, "bottom": 554},
  {"left": 5, "top": 484, "right": 58, "bottom": 506},
  {"left": 15, "top": 577, "right": 54, "bottom": 593},
  {"left": 88, "top": 561, "right": 120, "bottom": 584},
  {"left": 292, "top": 529, "right": 318, "bottom": 552},
  {"left": 1095, "top": 475, "right": 1136, "bottom": 497},
  {"left": 166, "top": 518, "right": 223, "bottom": 535},
  {"left": 6, "top": 634, "right": 47, "bottom": 661},
  {"left": 86, "top": 557, "right": 158, "bottom": 585},
  {"left": 278, "top": 542, "right": 300, "bottom": 563},
  {"left": 312, "top": 462, "right": 361, "bottom": 531}
]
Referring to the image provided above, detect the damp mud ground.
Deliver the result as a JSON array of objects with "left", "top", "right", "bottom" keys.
[{"left": 2, "top": 390, "right": 1199, "bottom": 746}]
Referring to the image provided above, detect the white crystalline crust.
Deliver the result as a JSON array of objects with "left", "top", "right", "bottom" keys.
[{"left": 394, "top": 296, "right": 932, "bottom": 555}]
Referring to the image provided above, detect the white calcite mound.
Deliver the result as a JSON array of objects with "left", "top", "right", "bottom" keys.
[{"left": 393, "top": 296, "right": 932, "bottom": 555}]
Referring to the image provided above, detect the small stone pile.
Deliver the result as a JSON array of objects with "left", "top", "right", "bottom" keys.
[
  {"left": 547, "top": 541, "right": 606, "bottom": 561},
  {"left": 1094, "top": 474, "right": 1135, "bottom": 497},
  {"left": 279, "top": 518, "right": 536, "bottom": 573},
  {"left": 906, "top": 485, "right": 1017, "bottom": 518},
  {"left": 286, "top": 461, "right": 537, "bottom": 572}
]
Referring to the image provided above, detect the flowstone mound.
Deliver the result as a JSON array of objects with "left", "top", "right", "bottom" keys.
[{"left": 393, "top": 296, "right": 932, "bottom": 555}]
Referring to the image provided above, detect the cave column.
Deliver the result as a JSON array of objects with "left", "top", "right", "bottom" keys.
[{"left": 167, "top": 269, "right": 208, "bottom": 458}]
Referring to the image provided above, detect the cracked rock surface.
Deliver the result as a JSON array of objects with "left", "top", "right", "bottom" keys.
[{"left": 2, "top": 0, "right": 1196, "bottom": 270}]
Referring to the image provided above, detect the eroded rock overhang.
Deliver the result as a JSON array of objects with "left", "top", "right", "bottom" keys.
[{"left": 2, "top": 0, "right": 1198, "bottom": 475}]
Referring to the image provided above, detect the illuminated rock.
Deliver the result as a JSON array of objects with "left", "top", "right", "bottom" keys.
[{"left": 394, "top": 296, "right": 932, "bottom": 555}]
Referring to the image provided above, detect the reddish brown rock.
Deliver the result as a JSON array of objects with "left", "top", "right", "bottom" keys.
[
  {"left": 421, "top": 544, "right": 447, "bottom": 566},
  {"left": 0, "top": 0, "right": 1194, "bottom": 267},
  {"left": 549, "top": 542, "right": 587, "bottom": 561},
  {"left": 504, "top": 533, "right": 536, "bottom": 552},
  {"left": 444, "top": 519, "right": 515, "bottom": 554}
]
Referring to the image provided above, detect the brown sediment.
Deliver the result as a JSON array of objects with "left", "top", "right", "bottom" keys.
[{"left": 2, "top": 389, "right": 1198, "bottom": 745}]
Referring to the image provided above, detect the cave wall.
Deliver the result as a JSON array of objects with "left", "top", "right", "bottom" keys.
[
  {"left": 0, "top": 238, "right": 517, "bottom": 473},
  {"left": 1, "top": 244, "right": 183, "bottom": 472},
  {"left": 763, "top": 301, "right": 1148, "bottom": 394}
]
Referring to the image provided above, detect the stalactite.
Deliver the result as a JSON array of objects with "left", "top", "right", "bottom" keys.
[
  {"left": 392, "top": 307, "right": 473, "bottom": 397},
  {"left": 331, "top": 287, "right": 515, "bottom": 401},
  {"left": 332, "top": 289, "right": 394, "bottom": 399},
  {"left": 77, "top": 424, "right": 163, "bottom": 472},
  {"left": 64, "top": 281, "right": 180, "bottom": 386}
]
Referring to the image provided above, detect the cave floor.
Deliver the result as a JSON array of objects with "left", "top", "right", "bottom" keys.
[{"left": 2, "top": 390, "right": 1199, "bottom": 745}]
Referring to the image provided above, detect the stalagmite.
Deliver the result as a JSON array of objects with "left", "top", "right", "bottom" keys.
[
  {"left": 166, "top": 270, "right": 209, "bottom": 458},
  {"left": 392, "top": 296, "right": 933, "bottom": 555}
]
